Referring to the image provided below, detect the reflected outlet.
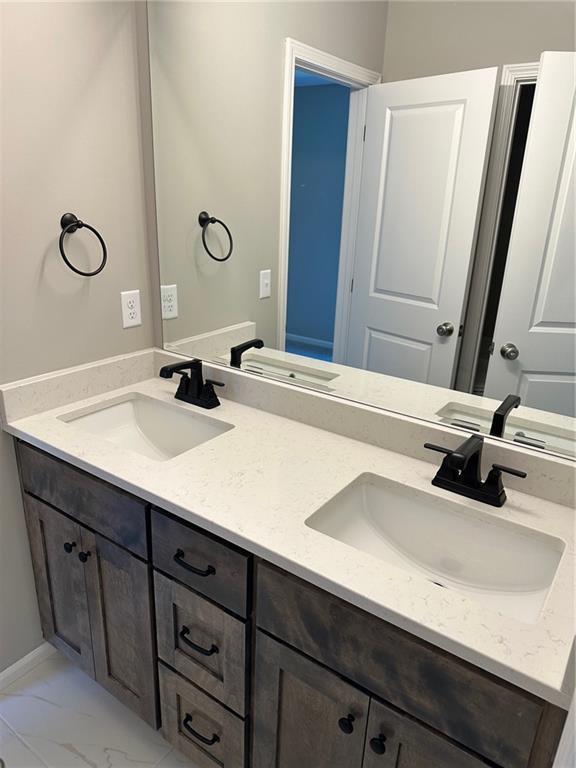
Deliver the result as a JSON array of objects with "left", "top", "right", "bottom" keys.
[{"left": 161, "top": 284, "right": 178, "bottom": 319}]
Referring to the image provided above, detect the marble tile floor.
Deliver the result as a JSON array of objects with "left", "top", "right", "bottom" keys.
[{"left": 0, "top": 652, "right": 196, "bottom": 768}]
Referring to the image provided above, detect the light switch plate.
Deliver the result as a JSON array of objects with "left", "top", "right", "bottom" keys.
[
  {"left": 259, "top": 269, "right": 271, "bottom": 299},
  {"left": 161, "top": 284, "right": 178, "bottom": 319},
  {"left": 121, "top": 290, "right": 142, "bottom": 328}
]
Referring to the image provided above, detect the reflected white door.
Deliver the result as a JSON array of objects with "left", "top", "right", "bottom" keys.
[
  {"left": 484, "top": 52, "right": 576, "bottom": 418},
  {"left": 345, "top": 68, "right": 498, "bottom": 387}
]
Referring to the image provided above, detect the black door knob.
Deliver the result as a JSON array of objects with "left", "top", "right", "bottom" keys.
[
  {"left": 78, "top": 551, "right": 91, "bottom": 563},
  {"left": 338, "top": 714, "right": 355, "bottom": 734},
  {"left": 370, "top": 734, "right": 387, "bottom": 754},
  {"left": 63, "top": 542, "right": 76, "bottom": 554}
]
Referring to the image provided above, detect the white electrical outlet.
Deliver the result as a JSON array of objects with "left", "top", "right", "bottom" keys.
[
  {"left": 161, "top": 284, "right": 178, "bottom": 319},
  {"left": 259, "top": 269, "right": 271, "bottom": 299},
  {"left": 121, "top": 289, "right": 142, "bottom": 328}
]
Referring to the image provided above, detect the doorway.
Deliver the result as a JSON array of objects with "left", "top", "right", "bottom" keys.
[
  {"left": 285, "top": 69, "right": 352, "bottom": 361},
  {"left": 277, "top": 39, "right": 382, "bottom": 352}
]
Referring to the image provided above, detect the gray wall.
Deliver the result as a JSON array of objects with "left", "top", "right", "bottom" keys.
[
  {"left": 148, "top": 1, "right": 388, "bottom": 347},
  {"left": 0, "top": 2, "right": 154, "bottom": 672},
  {"left": 382, "top": 1, "right": 575, "bottom": 81}
]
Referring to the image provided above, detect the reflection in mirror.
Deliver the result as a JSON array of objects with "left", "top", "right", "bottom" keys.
[{"left": 148, "top": 2, "right": 576, "bottom": 459}]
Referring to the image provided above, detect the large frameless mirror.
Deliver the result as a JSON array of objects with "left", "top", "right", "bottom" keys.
[{"left": 147, "top": 1, "right": 576, "bottom": 460}]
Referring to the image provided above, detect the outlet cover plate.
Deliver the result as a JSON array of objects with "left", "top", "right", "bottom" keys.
[
  {"left": 121, "top": 290, "right": 142, "bottom": 328},
  {"left": 161, "top": 284, "right": 178, "bottom": 319}
]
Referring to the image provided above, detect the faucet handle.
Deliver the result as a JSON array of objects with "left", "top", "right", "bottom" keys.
[
  {"left": 424, "top": 443, "right": 454, "bottom": 456},
  {"left": 206, "top": 379, "right": 224, "bottom": 388},
  {"left": 492, "top": 463, "right": 527, "bottom": 479}
]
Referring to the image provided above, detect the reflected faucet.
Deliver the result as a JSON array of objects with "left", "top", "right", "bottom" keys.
[
  {"left": 490, "top": 394, "right": 521, "bottom": 437},
  {"left": 230, "top": 338, "right": 264, "bottom": 368}
]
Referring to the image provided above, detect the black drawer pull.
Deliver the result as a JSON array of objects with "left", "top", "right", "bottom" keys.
[
  {"left": 179, "top": 626, "right": 219, "bottom": 657},
  {"left": 78, "top": 551, "right": 91, "bottom": 563},
  {"left": 182, "top": 713, "right": 220, "bottom": 746},
  {"left": 174, "top": 549, "right": 215, "bottom": 577},
  {"left": 63, "top": 541, "right": 77, "bottom": 554},
  {"left": 338, "top": 714, "right": 355, "bottom": 734},
  {"left": 370, "top": 733, "right": 387, "bottom": 755}
]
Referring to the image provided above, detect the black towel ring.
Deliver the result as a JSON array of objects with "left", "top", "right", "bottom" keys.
[
  {"left": 59, "top": 213, "right": 108, "bottom": 277},
  {"left": 198, "top": 211, "right": 233, "bottom": 262}
]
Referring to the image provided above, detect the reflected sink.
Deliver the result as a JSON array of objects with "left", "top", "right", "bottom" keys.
[
  {"left": 239, "top": 353, "right": 338, "bottom": 392},
  {"left": 306, "top": 474, "right": 564, "bottom": 623},
  {"left": 59, "top": 394, "right": 233, "bottom": 461},
  {"left": 436, "top": 402, "right": 576, "bottom": 458}
]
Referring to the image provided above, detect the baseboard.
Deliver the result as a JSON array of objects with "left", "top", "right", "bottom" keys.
[
  {"left": 285, "top": 332, "right": 333, "bottom": 353},
  {"left": 0, "top": 642, "right": 56, "bottom": 691}
]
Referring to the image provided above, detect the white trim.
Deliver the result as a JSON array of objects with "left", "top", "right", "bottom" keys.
[
  {"left": 455, "top": 62, "right": 539, "bottom": 392},
  {"left": 0, "top": 643, "right": 56, "bottom": 692},
  {"left": 276, "top": 38, "right": 381, "bottom": 350},
  {"left": 332, "top": 88, "right": 368, "bottom": 363},
  {"left": 285, "top": 332, "right": 333, "bottom": 353}
]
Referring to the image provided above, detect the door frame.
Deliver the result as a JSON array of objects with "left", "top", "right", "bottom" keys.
[
  {"left": 276, "top": 38, "right": 381, "bottom": 351},
  {"left": 455, "top": 62, "right": 539, "bottom": 393}
]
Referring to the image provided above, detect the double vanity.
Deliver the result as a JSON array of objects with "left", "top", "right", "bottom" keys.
[{"left": 1, "top": 349, "right": 573, "bottom": 768}]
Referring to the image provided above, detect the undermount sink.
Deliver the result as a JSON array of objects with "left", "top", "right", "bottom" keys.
[
  {"left": 59, "top": 394, "right": 233, "bottom": 461},
  {"left": 306, "top": 474, "right": 564, "bottom": 623}
]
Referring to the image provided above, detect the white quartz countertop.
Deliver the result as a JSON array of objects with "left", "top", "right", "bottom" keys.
[{"left": 3, "top": 376, "right": 575, "bottom": 708}]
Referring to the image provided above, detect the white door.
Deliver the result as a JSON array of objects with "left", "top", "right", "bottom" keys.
[
  {"left": 345, "top": 68, "right": 498, "bottom": 387},
  {"left": 484, "top": 52, "right": 576, "bottom": 418}
]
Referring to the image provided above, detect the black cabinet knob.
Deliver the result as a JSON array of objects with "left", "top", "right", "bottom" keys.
[
  {"left": 63, "top": 542, "right": 76, "bottom": 554},
  {"left": 370, "top": 734, "right": 387, "bottom": 755},
  {"left": 338, "top": 714, "right": 355, "bottom": 734},
  {"left": 78, "top": 551, "right": 91, "bottom": 563}
]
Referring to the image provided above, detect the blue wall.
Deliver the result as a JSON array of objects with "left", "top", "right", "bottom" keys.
[{"left": 286, "top": 82, "right": 350, "bottom": 358}]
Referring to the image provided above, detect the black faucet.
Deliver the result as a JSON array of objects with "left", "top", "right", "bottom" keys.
[
  {"left": 489, "top": 394, "right": 521, "bottom": 437},
  {"left": 230, "top": 338, "right": 264, "bottom": 368},
  {"left": 159, "top": 359, "right": 224, "bottom": 409},
  {"left": 424, "top": 434, "right": 526, "bottom": 506}
]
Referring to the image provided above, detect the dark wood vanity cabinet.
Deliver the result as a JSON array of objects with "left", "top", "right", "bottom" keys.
[
  {"left": 16, "top": 441, "right": 567, "bottom": 768},
  {"left": 17, "top": 443, "right": 158, "bottom": 728},
  {"left": 253, "top": 631, "right": 369, "bottom": 768},
  {"left": 254, "top": 563, "right": 567, "bottom": 768},
  {"left": 253, "top": 631, "right": 489, "bottom": 768},
  {"left": 24, "top": 494, "right": 94, "bottom": 676},
  {"left": 151, "top": 509, "right": 251, "bottom": 768}
]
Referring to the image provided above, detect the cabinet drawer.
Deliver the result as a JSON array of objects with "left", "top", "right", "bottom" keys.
[
  {"left": 159, "top": 663, "right": 245, "bottom": 768},
  {"left": 152, "top": 509, "right": 249, "bottom": 617},
  {"left": 256, "top": 563, "right": 547, "bottom": 768},
  {"left": 17, "top": 442, "right": 147, "bottom": 557},
  {"left": 155, "top": 572, "right": 247, "bottom": 715}
]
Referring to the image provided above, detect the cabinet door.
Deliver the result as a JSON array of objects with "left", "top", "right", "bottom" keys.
[
  {"left": 23, "top": 495, "right": 94, "bottom": 676},
  {"left": 82, "top": 530, "right": 158, "bottom": 727},
  {"left": 253, "top": 631, "right": 368, "bottom": 768},
  {"left": 363, "top": 698, "right": 488, "bottom": 768}
]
